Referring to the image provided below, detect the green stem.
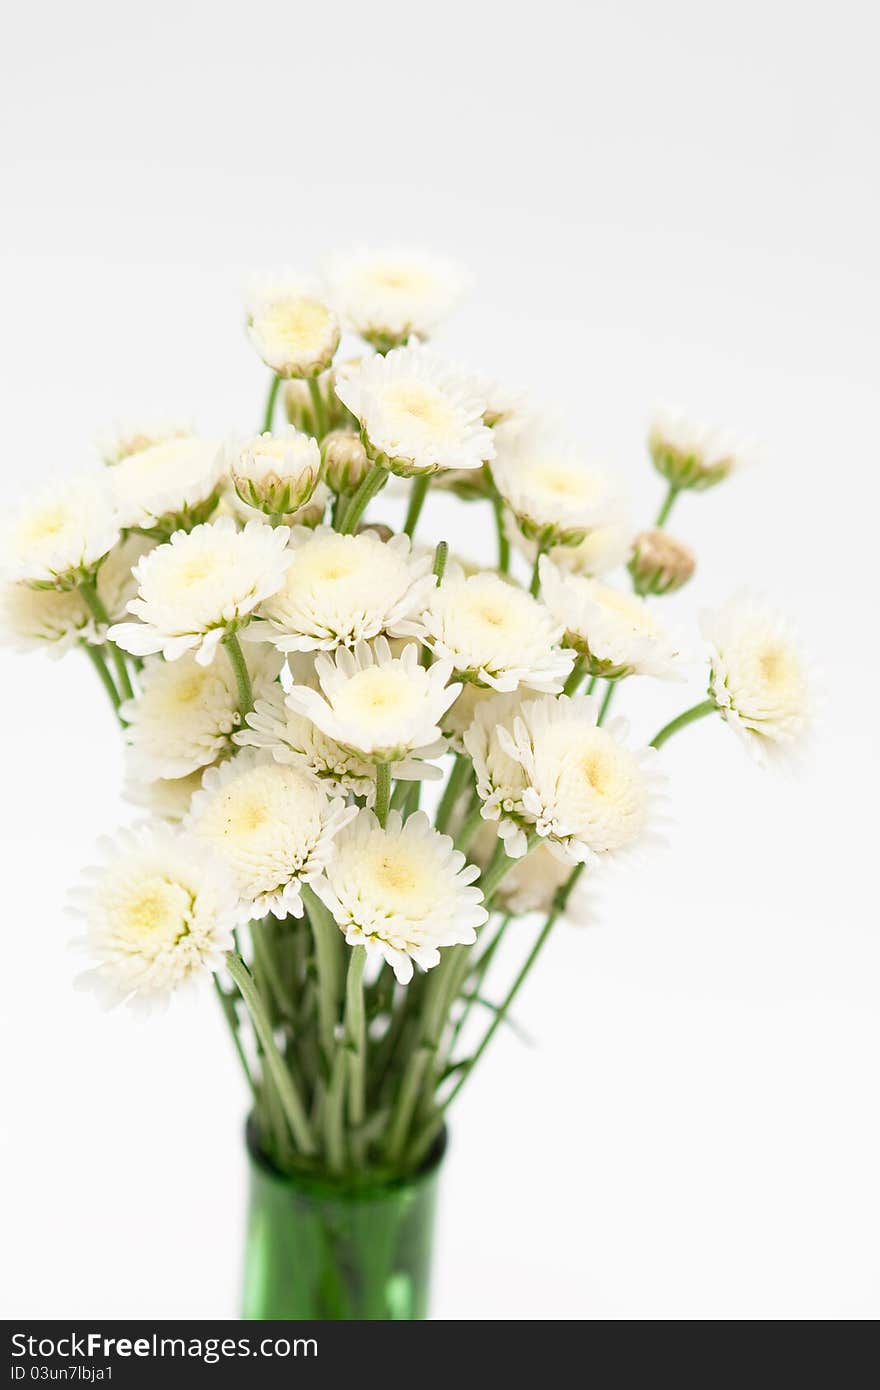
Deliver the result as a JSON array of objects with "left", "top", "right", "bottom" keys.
[
  {"left": 409, "top": 864, "right": 585, "bottom": 1163},
  {"left": 301, "top": 884, "right": 343, "bottom": 1066},
  {"left": 478, "top": 832, "right": 538, "bottom": 907},
  {"left": 655, "top": 482, "right": 680, "bottom": 528},
  {"left": 453, "top": 800, "right": 484, "bottom": 856},
  {"left": 80, "top": 641, "right": 122, "bottom": 717},
  {"left": 374, "top": 762, "right": 392, "bottom": 827},
  {"left": 598, "top": 679, "right": 618, "bottom": 724},
  {"left": 403, "top": 475, "right": 430, "bottom": 539},
  {"left": 307, "top": 377, "right": 328, "bottom": 439},
  {"left": 344, "top": 947, "right": 367, "bottom": 1134},
  {"left": 385, "top": 949, "right": 456, "bottom": 1163},
  {"left": 435, "top": 752, "right": 473, "bottom": 834},
  {"left": 222, "top": 631, "right": 253, "bottom": 720},
  {"left": 213, "top": 976, "right": 259, "bottom": 1102},
  {"left": 262, "top": 373, "right": 281, "bottom": 434},
  {"left": 448, "top": 913, "right": 511, "bottom": 1055},
  {"left": 563, "top": 656, "right": 586, "bottom": 696},
  {"left": 339, "top": 462, "right": 387, "bottom": 534},
  {"left": 225, "top": 952, "right": 316, "bottom": 1155},
  {"left": 390, "top": 777, "right": 414, "bottom": 813},
  {"left": 484, "top": 466, "right": 510, "bottom": 573},
  {"left": 78, "top": 577, "right": 135, "bottom": 703},
  {"left": 650, "top": 698, "right": 716, "bottom": 749},
  {"left": 529, "top": 546, "right": 546, "bottom": 596}
]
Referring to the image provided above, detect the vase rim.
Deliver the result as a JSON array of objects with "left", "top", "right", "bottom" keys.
[{"left": 245, "top": 1115, "right": 448, "bottom": 1201}]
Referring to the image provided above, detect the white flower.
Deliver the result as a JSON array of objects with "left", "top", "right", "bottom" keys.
[
  {"left": 539, "top": 558, "right": 686, "bottom": 679},
  {"left": 71, "top": 826, "right": 238, "bottom": 1010},
  {"left": 235, "top": 682, "right": 378, "bottom": 800},
  {"left": 0, "top": 535, "right": 150, "bottom": 654},
  {"left": 109, "top": 436, "right": 225, "bottom": 531},
  {"left": 312, "top": 809, "right": 487, "bottom": 983},
  {"left": 649, "top": 408, "right": 748, "bottom": 491},
  {"left": 334, "top": 345, "right": 495, "bottom": 477},
  {"left": 324, "top": 248, "right": 466, "bottom": 348},
  {"left": 467, "top": 692, "right": 664, "bottom": 863},
  {"left": 397, "top": 569, "right": 574, "bottom": 694},
  {"left": 491, "top": 426, "right": 620, "bottom": 547},
  {"left": 246, "top": 274, "right": 340, "bottom": 378},
  {"left": 186, "top": 749, "right": 355, "bottom": 920},
  {"left": 249, "top": 526, "right": 435, "bottom": 653},
  {"left": 5, "top": 474, "right": 120, "bottom": 589},
  {"left": 285, "top": 637, "right": 459, "bottom": 765},
  {"left": 700, "top": 593, "right": 813, "bottom": 765},
  {"left": 121, "top": 646, "right": 283, "bottom": 780},
  {"left": 506, "top": 513, "right": 634, "bottom": 578},
  {"left": 469, "top": 821, "right": 592, "bottom": 923},
  {"left": 123, "top": 766, "right": 207, "bottom": 823},
  {"left": 229, "top": 429, "right": 321, "bottom": 517},
  {"left": 108, "top": 517, "right": 292, "bottom": 665},
  {"left": 98, "top": 422, "right": 192, "bottom": 468}
]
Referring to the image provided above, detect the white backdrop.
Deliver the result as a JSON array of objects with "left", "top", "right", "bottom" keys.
[{"left": 2, "top": 0, "right": 878, "bottom": 1320}]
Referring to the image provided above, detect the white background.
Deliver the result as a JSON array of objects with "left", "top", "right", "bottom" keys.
[{"left": 2, "top": 0, "right": 878, "bottom": 1320}]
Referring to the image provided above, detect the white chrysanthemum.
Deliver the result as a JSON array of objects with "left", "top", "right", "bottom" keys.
[
  {"left": 109, "top": 437, "right": 224, "bottom": 531},
  {"left": 286, "top": 637, "right": 459, "bottom": 765},
  {"left": 235, "top": 682, "right": 376, "bottom": 799},
  {"left": 246, "top": 274, "right": 340, "bottom": 378},
  {"left": 396, "top": 569, "right": 574, "bottom": 694},
  {"left": 123, "top": 765, "right": 207, "bottom": 823},
  {"left": 108, "top": 517, "right": 292, "bottom": 665},
  {"left": 230, "top": 429, "right": 321, "bottom": 517},
  {"left": 186, "top": 750, "right": 355, "bottom": 919},
  {"left": 71, "top": 826, "right": 238, "bottom": 1010},
  {"left": 0, "top": 535, "right": 150, "bottom": 654},
  {"left": 98, "top": 422, "right": 192, "bottom": 468},
  {"left": 506, "top": 512, "right": 634, "bottom": 578},
  {"left": 5, "top": 474, "right": 120, "bottom": 589},
  {"left": 469, "top": 821, "right": 592, "bottom": 923},
  {"left": 334, "top": 345, "right": 495, "bottom": 477},
  {"left": 539, "top": 558, "right": 685, "bottom": 680},
  {"left": 324, "top": 248, "right": 466, "bottom": 348},
  {"left": 121, "top": 646, "right": 282, "bottom": 780},
  {"left": 491, "top": 427, "right": 619, "bottom": 547},
  {"left": 249, "top": 526, "right": 436, "bottom": 653},
  {"left": 467, "top": 692, "right": 664, "bottom": 863},
  {"left": 312, "top": 809, "right": 488, "bottom": 983},
  {"left": 649, "top": 408, "right": 748, "bottom": 491},
  {"left": 700, "top": 593, "right": 813, "bottom": 765}
]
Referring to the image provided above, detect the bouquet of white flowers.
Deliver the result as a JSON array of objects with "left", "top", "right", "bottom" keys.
[{"left": 2, "top": 250, "right": 813, "bottom": 1318}]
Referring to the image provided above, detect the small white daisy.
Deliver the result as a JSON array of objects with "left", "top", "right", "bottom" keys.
[
  {"left": 108, "top": 517, "right": 292, "bottom": 665},
  {"left": 186, "top": 749, "right": 356, "bottom": 920},
  {"left": 230, "top": 429, "right": 321, "bottom": 517},
  {"left": 109, "top": 436, "right": 225, "bottom": 532},
  {"left": 491, "top": 426, "right": 620, "bottom": 547},
  {"left": 539, "top": 558, "right": 686, "bottom": 679},
  {"left": 98, "top": 421, "right": 192, "bottom": 467},
  {"left": 0, "top": 535, "right": 151, "bottom": 655},
  {"left": 71, "top": 825, "right": 238, "bottom": 1010},
  {"left": 506, "top": 513, "right": 634, "bottom": 578},
  {"left": 396, "top": 568, "right": 575, "bottom": 694},
  {"left": 246, "top": 274, "right": 340, "bottom": 379},
  {"left": 324, "top": 248, "right": 467, "bottom": 349},
  {"left": 334, "top": 345, "right": 495, "bottom": 477},
  {"left": 649, "top": 408, "right": 748, "bottom": 491},
  {"left": 311, "top": 809, "right": 488, "bottom": 983},
  {"left": 700, "top": 593, "right": 813, "bottom": 765},
  {"left": 5, "top": 474, "right": 120, "bottom": 590},
  {"left": 235, "top": 682, "right": 377, "bottom": 800},
  {"left": 467, "top": 692, "right": 664, "bottom": 863},
  {"left": 121, "top": 645, "right": 283, "bottom": 780},
  {"left": 249, "top": 526, "right": 436, "bottom": 654},
  {"left": 285, "top": 636, "right": 459, "bottom": 765}
]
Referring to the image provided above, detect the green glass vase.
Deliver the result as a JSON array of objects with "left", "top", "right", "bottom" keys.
[{"left": 241, "top": 1122, "right": 447, "bottom": 1320}]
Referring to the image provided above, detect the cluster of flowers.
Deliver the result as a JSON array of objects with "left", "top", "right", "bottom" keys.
[{"left": 1, "top": 249, "right": 814, "bottom": 1175}]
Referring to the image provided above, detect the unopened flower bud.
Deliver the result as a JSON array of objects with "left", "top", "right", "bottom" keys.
[
  {"left": 648, "top": 410, "right": 744, "bottom": 492},
  {"left": 322, "top": 430, "right": 370, "bottom": 493},
  {"left": 629, "top": 529, "right": 695, "bottom": 595},
  {"left": 230, "top": 431, "right": 321, "bottom": 518}
]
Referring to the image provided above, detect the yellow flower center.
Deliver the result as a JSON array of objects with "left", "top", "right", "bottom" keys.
[
  {"left": 24, "top": 506, "right": 68, "bottom": 543},
  {"left": 118, "top": 876, "right": 191, "bottom": 946},
  {"left": 383, "top": 382, "right": 455, "bottom": 433},
  {"left": 261, "top": 298, "right": 332, "bottom": 355}
]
